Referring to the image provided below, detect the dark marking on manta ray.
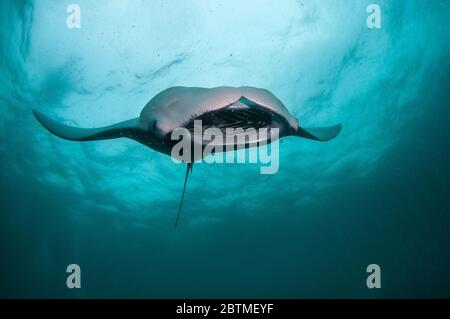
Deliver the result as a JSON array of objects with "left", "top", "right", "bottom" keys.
[{"left": 32, "top": 86, "right": 342, "bottom": 227}]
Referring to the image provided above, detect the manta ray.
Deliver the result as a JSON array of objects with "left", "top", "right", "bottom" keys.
[{"left": 33, "top": 86, "right": 341, "bottom": 226}]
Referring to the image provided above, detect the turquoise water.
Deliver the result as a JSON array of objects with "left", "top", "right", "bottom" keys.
[{"left": 1, "top": 0, "right": 449, "bottom": 298}]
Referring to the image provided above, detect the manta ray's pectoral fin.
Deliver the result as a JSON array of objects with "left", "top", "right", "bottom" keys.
[
  {"left": 32, "top": 110, "right": 142, "bottom": 142},
  {"left": 295, "top": 124, "right": 342, "bottom": 142},
  {"left": 174, "top": 163, "right": 193, "bottom": 228}
]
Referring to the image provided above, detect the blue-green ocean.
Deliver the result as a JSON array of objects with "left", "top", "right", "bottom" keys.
[{"left": 1, "top": 0, "right": 449, "bottom": 298}]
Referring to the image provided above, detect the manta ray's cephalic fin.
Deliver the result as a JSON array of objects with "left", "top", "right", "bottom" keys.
[
  {"left": 295, "top": 124, "right": 342, "bottom": 142},
  {"left": 174, "top": 163, "right": 193, "bottom": 228},
  {"left": 32, "top": 110, "right": 142, "bottom": 142}
]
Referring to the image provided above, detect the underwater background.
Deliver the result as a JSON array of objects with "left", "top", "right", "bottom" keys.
[{"left": 1, "top": 0, "right": 449, "bottom": 298}]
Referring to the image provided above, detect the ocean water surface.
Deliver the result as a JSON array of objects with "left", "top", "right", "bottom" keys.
[{"left": 0, "top": 0, "right": 449, "bottom": 298}]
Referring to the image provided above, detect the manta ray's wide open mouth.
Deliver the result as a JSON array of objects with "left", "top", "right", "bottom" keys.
[{"left": 184, "top": 97, "right": 287, "bottom": 136}]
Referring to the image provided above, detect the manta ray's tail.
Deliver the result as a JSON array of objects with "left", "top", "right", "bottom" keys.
[
  {"left": 295, "top": 124, "right": 342, "bottom": 142},
  {"left": 32, "top": 110, "right": 142, "bottom": 142},
  {"left": 174, "top": 163, "right": 193, "bottom": 228}
]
